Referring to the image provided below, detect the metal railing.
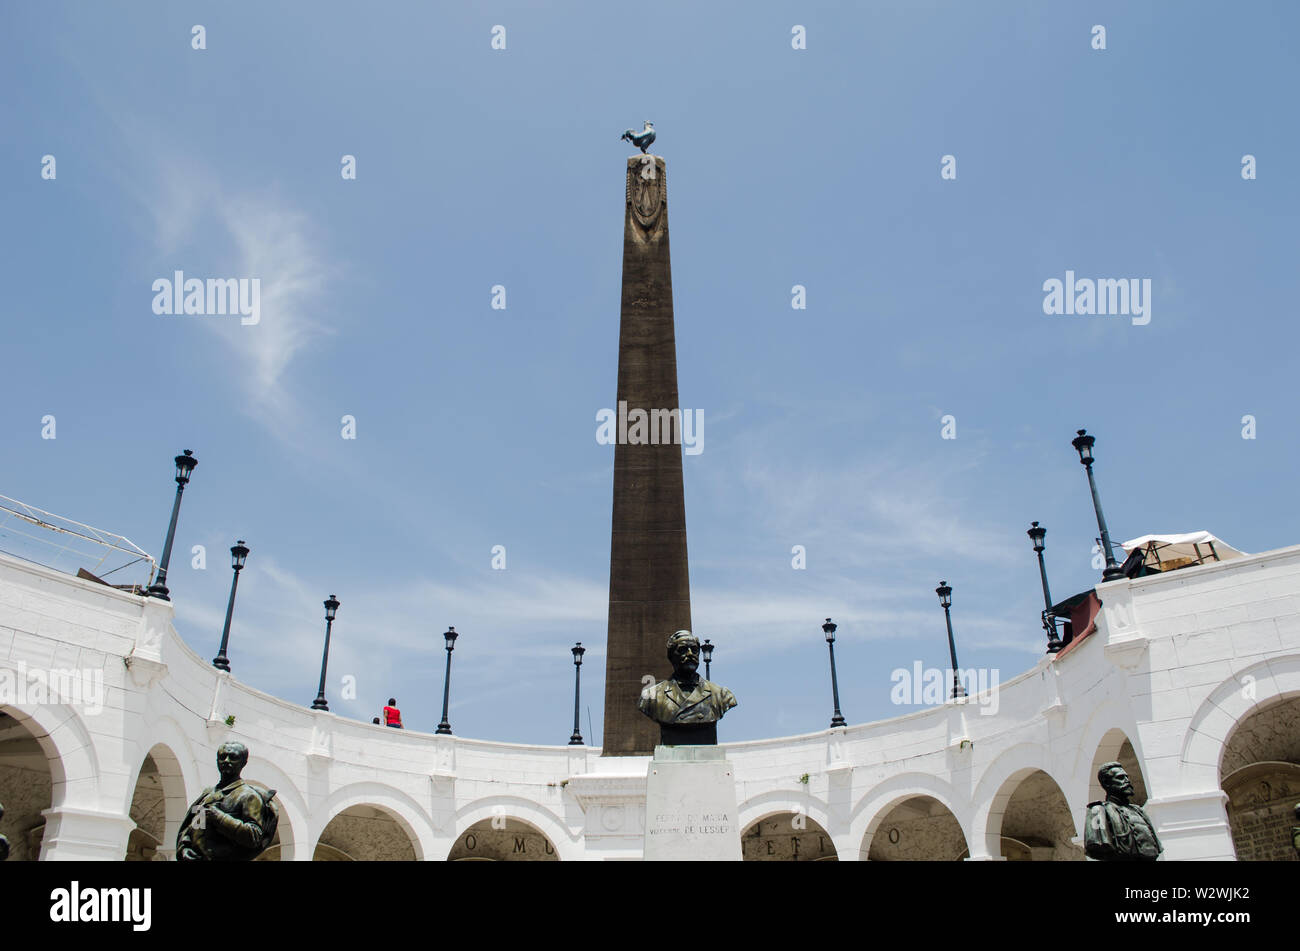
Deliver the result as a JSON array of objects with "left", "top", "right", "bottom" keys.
[{"left": 0, "top": 495, "right": 156, "bottom": 590}]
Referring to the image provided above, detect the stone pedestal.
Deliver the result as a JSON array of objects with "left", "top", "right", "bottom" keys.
[{"left": 643, "top": 746, "right": 740, "bottom": 861}]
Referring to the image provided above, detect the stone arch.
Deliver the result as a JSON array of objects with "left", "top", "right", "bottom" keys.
[
  {"left": 447, "top": 816, "right": 560, "bottom": 861},
  {"left": 862, "top": 796, "right": 967, "bottom": 861},
  {"left": 1087, "top": 728, "right": 1148, "bottom": 806},
  {"left": 1181, "top": 655, "right": 1300, "bottom": 790},
  {"left": 740, "top": 810, "right": 837, "bottom": 861},
  {"left": 738, "top": 790, "right": 834, "bottom": 844},
  {"left": 1070, "top": 696, "right": 1144, "bottom": 804},
  {"left": 990, "top": 769, "right": 1083, "bottom": 860},
  {"left": 853, "top": 772, "right": 965, "bottom": 860},
  {"left": 124, "top": 742, "right": 189, "bottom": 861},
  {"left": 0, "top": 701, "right": 99, "bottom": 805},
  {"left": 1217, "top": 690, "right": 1300, "bottom": 861},
  {"left": 314, "top": 783, "right": 432, "bottom": 861},
  {"left": 0, "top": 702, "right": 101, "bottom": 860},
  {"left": 452, "top": 797, "right": 579, "bottom": 862},
  {"left": 239, "top": 755, "right": 307, "bottom": 861},
  {"left": 972, "top": 744, "right": 1073, "bottom": 859}
]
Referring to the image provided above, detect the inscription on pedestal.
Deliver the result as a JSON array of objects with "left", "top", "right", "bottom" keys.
[{"left": 643, "top": 746, "right": 741, "bottom": 860}]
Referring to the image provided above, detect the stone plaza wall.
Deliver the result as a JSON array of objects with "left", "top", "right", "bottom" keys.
[{"left": 2, "top": 544, "right": 1299, "bottom": 860}]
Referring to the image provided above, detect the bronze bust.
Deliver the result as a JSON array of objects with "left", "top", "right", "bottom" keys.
[
  {"left": 1084, "top": 762, "right": 1162, "bottom": 861},
  {"left": 638, "top": 630, "right": 737, "bottom": 745},
  {"left": 176, "top": 741, "right": 279, "bottom": 861}
]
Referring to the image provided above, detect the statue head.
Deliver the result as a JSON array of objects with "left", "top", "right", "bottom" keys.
[
  {"left": 1098, "top": 761, "right": 1134, "bottom": 802},
  {"left": 216, "top": 741, "right": 249, "bottom": 784},
  {"left": 666, "top": 630, "right": 700, "bottom": 678}
]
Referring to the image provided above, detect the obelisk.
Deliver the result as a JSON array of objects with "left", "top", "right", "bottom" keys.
[{"left": 602, "top": 154, "right": 692, "bottom": 756}]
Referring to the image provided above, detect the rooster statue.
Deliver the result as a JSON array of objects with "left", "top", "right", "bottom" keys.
[{"left": 620, "top": 121, "right": 656, "bottom": 154}]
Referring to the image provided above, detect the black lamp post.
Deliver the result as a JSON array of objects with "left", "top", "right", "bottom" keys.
[
  {"left": 436, "top": 626, "right": 459, "bottom": 735},
  {"left": 1072, "top": 429, "right": 1126, "bottom": 582},
  {"left": 310, "top": 595, "right": 339, "bottom": 711},
  {"left": 569, "top": 642, "right": 585, "bottom": 745},
  {"left": 147, "top": 449, "right": 197, "bottom": 601},
  {"left": 211, "top": 540, "right": 249, "bottom": 671},
  {"left": 821, "top": 618, "right": 847, "bottom": 728},
  {"left": 935, "top": 582, "right": 965, "bottom": 700},
  {"left": 701, "top": 639, "right": 714, "bottom": 680},
  {"left": 1027, "top": 522, "right": 1063, "bottom": 653}
]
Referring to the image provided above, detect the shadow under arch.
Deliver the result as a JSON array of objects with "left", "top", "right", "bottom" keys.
[
  {"left": 853, "top": 771, "right": 964, "bottom": 860},
  {"left": 971, "top": 743, "right": 1072, "bottom": 858},
  {"left": 1069, "top": 696, "right": 1144, "bottom": 803},
  {"left": 1217, "top": 689, "right": 1300, "bottom": 860},
  {"left": 124, "top": 742, "right": 190, "bottom": 860},
  {"left": 0, "top": 702, "right": 101, "bottom": 860},
  {"left": 452, "top": 796, "right": 578, "bottom": 862},
  {"left": 315, "top": 803, "right": 419, "bottom": 861},
  {"left": 1181, "top": 655, "right": 1300, "bottom": 789},
  {"left": 238, "top": 754, "right": 307, "bottom": 861},
  {"left": 741, "top": 811, "right": 837, "bottom": 861},
  {"left": 863, "top": 795, "right": 967, "bottom": 861},
  {"left": 447, "top": 816, "right": 560, "bottom": 861},
  {"left": 737, "top": 789, "right": 834, "bottom": 841},
  {"left": 984, "top": 767, "right": 1081, "bottom": 861},
  {"left": 1087, "top": 727, "right": 1148, "bottom": 805},
  {"left": 0, "top": 701, "right": 99, "bottom": 802},
  {"left": 314, "top": 782, "right": 432, "bottom": 861}
]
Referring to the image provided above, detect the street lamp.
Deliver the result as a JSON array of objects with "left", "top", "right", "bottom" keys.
[
  {"left": 569, "top": 642, "right": 586, "bottom": 745},
  {"left": 935, "top": 582, "right": 965, "bottom": 700},
  {"left": 1072, "top": 429, "right": 1126, "bottom": 582},
  {"left": 436, "top": 626, "right": 459, "bottom": 735},
  {"left": 310, "top": 595, "right": 340, "bottom": 711},
  {"left": 821, "top": 618, "right": 847, "bottom": 728},
  {"left": 701, "top": 639, "right": 714, "bottom": 680},
  {"left": 1027, "top": 522, "right": 1063, "bottom": 653},
  {"left": 211, "top": 540, "right": 249, "bottom": 671},
  {"left": 147, "top": 449, "right": 197, "bottom": 601}
]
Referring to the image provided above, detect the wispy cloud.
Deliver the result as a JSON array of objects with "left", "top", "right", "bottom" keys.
[{"left": 142, "top": 163, "right": 331, "bottom": 433}]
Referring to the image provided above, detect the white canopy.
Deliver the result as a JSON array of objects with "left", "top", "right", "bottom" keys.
[{"left": 1120, "top": 532, "right": 1245, "bottom": 569}]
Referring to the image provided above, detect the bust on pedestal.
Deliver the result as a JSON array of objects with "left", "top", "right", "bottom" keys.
[{"left": 639, "top": 631, "right": 741, "bottom": 860}]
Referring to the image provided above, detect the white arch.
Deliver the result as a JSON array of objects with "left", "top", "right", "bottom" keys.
[
  {"left": 736, "top": 790, "right": 841, "bottom": 858},
  {"left": 240, "top": 755, "right": 309, "bottom": 861},
  {"left": 851, "top": 772, "right": 965, "bottom": 860},
  {"left": 315, "top": 782, "right": 436, "bottom": 861},
  {"left": 1084, "top": 726, "right": 1145, "bottom": 804},
  {"left": 0, "top": 701, "right": 100, "bottom": 809},
  {"left": 1070, "top": 695, "right": 1144, "bottom": 804},
  {"left": 452, "top": 796, "right": 580, "bottom": 862},
  {"left": 121, "top": 716, "right": 200, "bottom": 810},
  {"left": 1181, "top": 653, "right": 1300, "bottom": 789},
  {"left": 122, "top": 741, "right": 191, "bottom": 857},
  {"left": 971, "top": 743, "right": 1075, "bottom": 858}
]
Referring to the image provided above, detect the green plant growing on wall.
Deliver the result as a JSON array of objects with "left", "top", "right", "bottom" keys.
[
  {"left": 798, "top": 773, "right": 810, "bottom": 785},
  {"left": 224, "top": 715, "right": 236, "bottom": 727}
]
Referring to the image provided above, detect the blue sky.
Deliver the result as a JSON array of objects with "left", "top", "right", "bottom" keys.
[{"left": 1, "top": 2, "right": 1297, "bottom": 745}]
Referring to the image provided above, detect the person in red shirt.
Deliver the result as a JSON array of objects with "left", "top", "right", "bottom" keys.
[{"left": 382, "top": 698, "right": 402, "bottom": 729}]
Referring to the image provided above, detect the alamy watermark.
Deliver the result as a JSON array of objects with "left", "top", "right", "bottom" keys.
[
  {"left": 596, "top": 401, "right": 703, "bottom": 455},
  {"left": 1042, "top": 270, "right": 1150, "bottom": 326},
  {"left": 152, "top": 271, "right": 260, "bottom": 325},
  {"left": 890, "top": 662, "right": 1000, "bottom": 716},
  {"left": 0, "top": 662, "right": 105, "bottom": 715}
]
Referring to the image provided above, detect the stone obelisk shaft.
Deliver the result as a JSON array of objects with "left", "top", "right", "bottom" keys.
[{"left": 602, "top": 155, "right": 692, "bottom": 756}]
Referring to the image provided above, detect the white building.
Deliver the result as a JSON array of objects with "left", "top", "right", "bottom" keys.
[{"left": 2, "top": 533, "right": 1298, "bottom": 861}]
